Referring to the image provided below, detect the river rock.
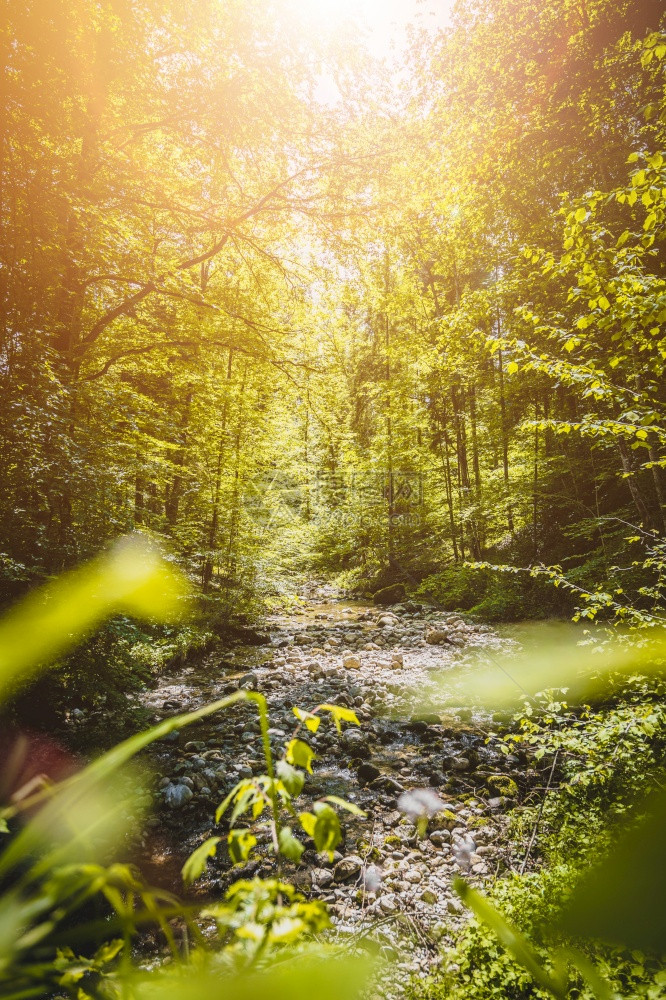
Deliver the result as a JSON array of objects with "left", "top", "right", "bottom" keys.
[
  {"left": 426, "top": 629, "right": 450, "bottom": 645},
  {"left": 343, "top": 654, "right": 361, "bottom": 670},
  {"left": 334, "top": 855, "right": 363, "bottom": 882},
  {"left": 488, "top": 796, "right": 511, "bottom": 812},
  {"left": 312, "top": 867, "right": 334, "bottom": 888},
  {"left": 451, "top": 757, "right": 471, "bottom": 772},
  {"left": 357, "top": 762, "right": 381, "bottom": 784},
  {"left": 343, "top": 729, "right": 370, "bottom": 758},
  {"left": 370, "top": 775, "right": 405, "bottom": 795},
  {"left": 378, "top": 894, "right": 398, "bottom": 914},
  {"left": 163, "top": 783, "right": 193, "bottom": 808}
]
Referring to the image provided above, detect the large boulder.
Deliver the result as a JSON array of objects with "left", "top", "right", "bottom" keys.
[{"left": 373, "top": 583, "right": 406, "bottom": 606}]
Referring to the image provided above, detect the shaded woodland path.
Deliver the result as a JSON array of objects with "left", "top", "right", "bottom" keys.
[{"left": 135, "top": 586, "right": 534, "bottom": 978}]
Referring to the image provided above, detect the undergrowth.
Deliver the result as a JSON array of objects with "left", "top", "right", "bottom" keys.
[{"left": 410, "top": 679, "right": 666, "bottom": 1000}]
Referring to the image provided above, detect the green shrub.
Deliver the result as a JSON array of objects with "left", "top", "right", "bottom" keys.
[
  {"left": 415, "top": 567, "right": 488, "bottom": 610},
  {"left": 415, "top": 567, "right": 570, "bottom": 621}
]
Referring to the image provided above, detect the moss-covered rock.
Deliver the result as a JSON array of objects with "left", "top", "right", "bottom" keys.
[{"left": 485, "top": 774, "right": 519, "bottom": 798}]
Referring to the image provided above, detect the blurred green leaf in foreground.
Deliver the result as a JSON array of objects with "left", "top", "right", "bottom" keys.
[
  {"left": 428, "top": 623, "right": 666, "bottom": 710},
  {"left": 0, "top": 533, "right": 189, "bottom": 700}
]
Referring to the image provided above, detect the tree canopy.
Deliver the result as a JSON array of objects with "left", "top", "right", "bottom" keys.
[{"left": 1, "top": 0, "right": 664, "bottom": 619}]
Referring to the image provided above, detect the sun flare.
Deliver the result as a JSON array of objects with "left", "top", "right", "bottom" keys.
[{"left": 304, "top": 0, "right": 451, "bottom": 58}]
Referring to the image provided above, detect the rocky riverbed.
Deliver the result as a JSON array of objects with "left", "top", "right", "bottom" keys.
[{"left": 136, "top": 587, "right": 532, "bottom": 985}]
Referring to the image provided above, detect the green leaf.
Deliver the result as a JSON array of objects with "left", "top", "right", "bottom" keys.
[
  {"left": 0, "top": 536, "right": 189, "bottom": 700},
  {"left": 293, "top": 706, "right": 321, "bottom": 733},
  {"left": 506, "top": 361, "right": 519, "bottom": 374},
  {"left": 285, "top": 739, "right": 315, "bottom": 773},
  {"left": 319, "top": 704, "right": 360, "bottom": 733},
  {"left": 181, "top": 837, "right": 221, "bottom": 886},
  {"left": 278, "top": 826, "right": 305, "bottom": 862},
  {"left": 216, "top": 783, "right": 242, "bottom": 823},
  {"left": 563, "top": 951, "right": 613, "bottom": 1000},
  {"left": 277, "top": 760, "right": 305, "bottom": 797},
  {"left": 299, "top": 811, "right": 317, "bottom": 837},
  {"left": 227, "top": 829, "right": 257, "bottom": 866},
  {"left": 323, "top": 795, "right": 366, "bottom": 816},
  {"left": 454, "top": 880, "right": 567, "bottom": 997},
  {"left": 129, "top": 956, "right": 373, "bottom": 1000},
  {"left": 574, "top": 207, "right": 587, "bottom": 223},
  {"left": 312, "top": 802, "right": 342, "bottom": 857},
  {"left": 557, "top": 789, "right": 666, "bottom": 953},
  {"left": 230, "top": 783, "right": 260, "bottom": 826},
  {"left": 429, "top": 630, "right": 666, "bottom": 710}
]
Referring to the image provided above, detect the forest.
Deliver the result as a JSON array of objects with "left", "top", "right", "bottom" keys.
[{"left": 1, "top": 0, "right": 666, "bottom": 997}]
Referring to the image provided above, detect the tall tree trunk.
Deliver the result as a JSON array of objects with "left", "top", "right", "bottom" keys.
[
  {"left": 225, "top": 363, "right": 249, "bottom": 583},
  {"left": 439, "top": 425, "right": 460, "bottom": 562},
  {"left": 451, "top": 383, "right": 480, "bottom": 559},
  {"left": 617, "top": 437, "right": 652, "bottom": 527},
  {"left": 42, "top": 20, "right": 113, "bottom": 568},
  {"left": 496, "top": 343, "right": 514, "bottom": 534},
  {"left": 532, "top": 402, "right": 539, "bottom": 560},
  {"left": 385, "top": 312, "right": 395, "bottom": 564},
  {"left": 469, "top": 384, "right": 484, "bottom": 551},
  {"left": 202, "top": 350, "right": 234, "bottom": 590},
  {"left": 303, "top": 380, "right": 312, "bottom": 522},
  {"left": 53, "top": 20, "right": 112, "bottom": 358},
  {"left": 165, "top": 388, "right": 193, "bottom": 529},
  {"left": 134, "top": 463, "right": 145, "bottom": 527},
  {"left": 648, "top": 445, "right": 666, "bottom": 533}
]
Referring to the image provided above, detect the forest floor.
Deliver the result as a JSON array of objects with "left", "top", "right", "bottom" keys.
[{"left": 135, "top": 585, "right": 535, "bottom": 987}]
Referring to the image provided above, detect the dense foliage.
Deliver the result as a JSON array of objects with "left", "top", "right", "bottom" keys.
[
  {"left": 2, "top": 1, "right": 666, "bottom": 999},
  {"left": 1, "top": 0, "right": 663, "bottom": 618}
]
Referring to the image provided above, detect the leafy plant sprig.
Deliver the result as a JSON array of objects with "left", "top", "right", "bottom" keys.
[{"left": 201, "top": 701, "right": 366, "bottom": 873}]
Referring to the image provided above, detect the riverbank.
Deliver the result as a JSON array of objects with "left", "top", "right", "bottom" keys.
[{"left": 133, "top": 586, "right": 544, "bottom": 983}]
